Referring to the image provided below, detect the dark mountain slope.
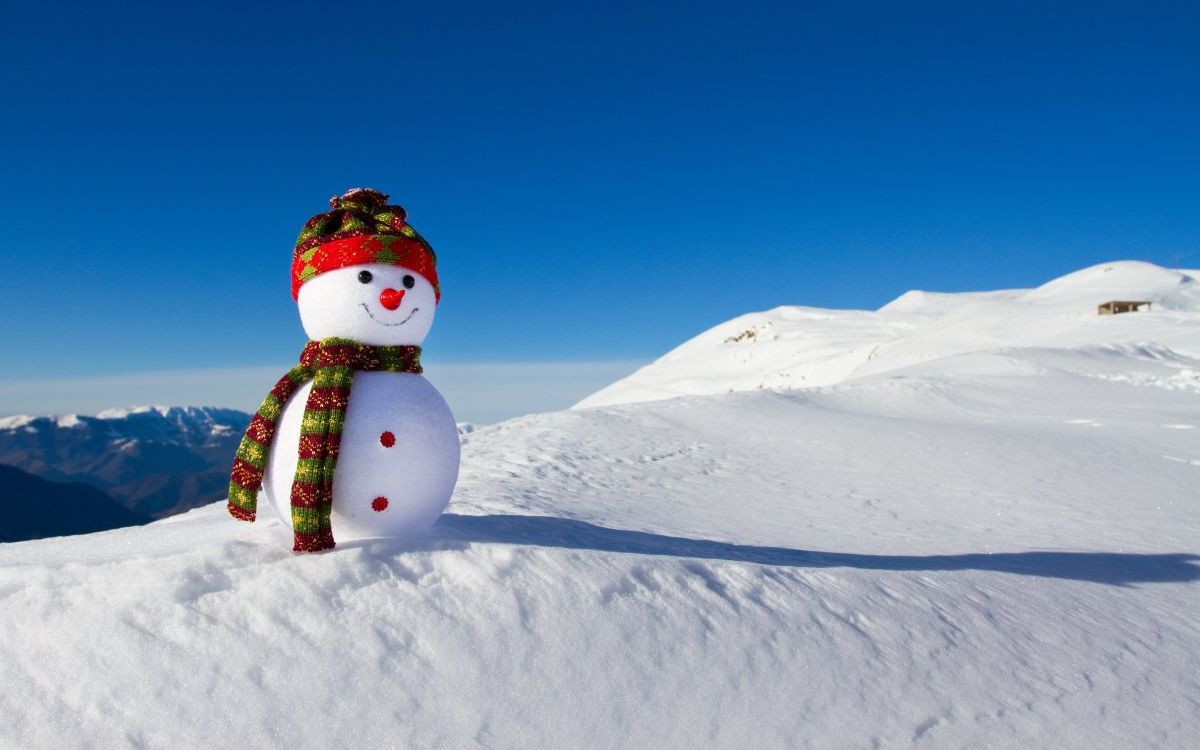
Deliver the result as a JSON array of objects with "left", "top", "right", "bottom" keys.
[{"left": 0, "top": 465, "right": 149, "bottom": 542}]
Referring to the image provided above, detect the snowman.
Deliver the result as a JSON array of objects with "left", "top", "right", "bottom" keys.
[{"left": 227, "top": 188, "right": 460, "bottom": 552}]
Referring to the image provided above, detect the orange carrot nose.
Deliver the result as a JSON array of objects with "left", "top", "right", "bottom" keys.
[{"left": 380, "top": 288, "right": 405, "bottom": 310}]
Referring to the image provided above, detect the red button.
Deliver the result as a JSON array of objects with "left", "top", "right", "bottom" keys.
[
  {"left": 379, "top": 431, "right": 395, "bottom": 447},
  {"left": 372, "top": 496, "right": 389, "bottom": 512}
]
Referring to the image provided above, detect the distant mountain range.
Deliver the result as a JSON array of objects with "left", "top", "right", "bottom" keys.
[
  {"left": 0, "top": 406, "right": 250, "bottom": 521},
  {"left": 0, "top": 465, "right": 150, "bottom": 542}
]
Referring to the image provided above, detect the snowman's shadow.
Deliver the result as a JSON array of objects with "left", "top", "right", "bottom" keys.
[{"left": 423, "top": 513, "right": 1200, "bottom": 586}]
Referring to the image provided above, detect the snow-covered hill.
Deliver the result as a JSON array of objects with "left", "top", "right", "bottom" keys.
[
  {"left": 576, "top": 261, "right": 1200, "bottom": 408},
  {"left": 1, "top": 261, "right": 1198, "bottom": 748}
]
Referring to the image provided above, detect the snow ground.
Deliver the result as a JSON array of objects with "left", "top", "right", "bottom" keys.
[{"left": 2, "top": 261, "right": 1198, "bottom": 748}]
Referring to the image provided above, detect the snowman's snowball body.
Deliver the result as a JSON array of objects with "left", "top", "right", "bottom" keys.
[{"left": 261, "top": 263, "right": 460, "bottom": 540}]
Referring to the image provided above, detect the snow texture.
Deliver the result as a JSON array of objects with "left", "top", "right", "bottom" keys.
[{"left": 1, "top": 260, "right": 1198, "bottom": 749}]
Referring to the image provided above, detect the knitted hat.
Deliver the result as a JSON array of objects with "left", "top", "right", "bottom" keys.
[{"left": 291, "top": 188, "right": 440, "bottom": 301}]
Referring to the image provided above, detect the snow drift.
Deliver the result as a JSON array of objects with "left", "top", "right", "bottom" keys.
[{"left": 1, "top": 261, "right": 1198, "bottom": 748}]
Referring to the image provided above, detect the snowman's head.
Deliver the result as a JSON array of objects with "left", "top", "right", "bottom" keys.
[
  {"left": 290, "top": 189, "right": 441, "bottom": 346},
  {"left": 297, "top": 263, "right": 437, "bottom": 346}
]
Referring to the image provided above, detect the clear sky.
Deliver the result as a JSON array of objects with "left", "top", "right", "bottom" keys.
[{"left": 1, "top": 1, "right": 1197, "bottom": 421}]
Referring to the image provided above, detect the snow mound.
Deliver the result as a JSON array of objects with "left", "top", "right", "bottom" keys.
[
  {"left": 576, "top": 261, "right": 1200, "bottom": 408},
  {"left": 1024, "top": 260, "right": 1200, "bottom": 310},
  {"left": 2, "top": 346, "right": 1199, "bottom": 748}
]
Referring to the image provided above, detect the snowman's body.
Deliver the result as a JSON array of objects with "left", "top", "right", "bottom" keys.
[
  {"left": 261, "top": 259, "right": 459, "bottom": 541},
  {"left": 262, "top": 371, "right": 459, "bottom": 540}
]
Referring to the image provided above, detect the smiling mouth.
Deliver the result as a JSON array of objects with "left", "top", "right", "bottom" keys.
[{"left": 361, "top": 304, "right": 419, "bottom": 327}]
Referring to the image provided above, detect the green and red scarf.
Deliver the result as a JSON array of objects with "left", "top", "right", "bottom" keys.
[{"left": 228, "top": 338, "right": 422, "bottom": 552}]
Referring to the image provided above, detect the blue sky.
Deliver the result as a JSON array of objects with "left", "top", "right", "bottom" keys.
[{"left": 1, "top": 1, "right": 1197, "bottom": 421}]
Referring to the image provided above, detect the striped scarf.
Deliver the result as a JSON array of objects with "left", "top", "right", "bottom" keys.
[{"left": 227, "top": 338, "right": 423, "bottom": 552}]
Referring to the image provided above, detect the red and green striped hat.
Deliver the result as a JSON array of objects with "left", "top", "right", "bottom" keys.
[{"left": 291, "top": 188, "right": 439, "bottom": 301}]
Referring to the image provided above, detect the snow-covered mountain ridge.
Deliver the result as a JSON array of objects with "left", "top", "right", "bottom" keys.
[
  {"left": 576, "top": 261, "right": 1200, "bottom": 408},
  {"left": 0, "top": 404, "right": 239, "bottom": 432},
  {"left": 1, "top": 261, "right": 1198, "bottom": 748},
  {"left": 0, "top": 405, "right": 249, "bottom": 518}
]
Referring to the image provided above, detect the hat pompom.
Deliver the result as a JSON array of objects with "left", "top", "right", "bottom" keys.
[{"left": 329, "top": 188, "right": 399, "bottom": 216}]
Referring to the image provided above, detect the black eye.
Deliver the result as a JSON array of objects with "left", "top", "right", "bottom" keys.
[
  {"left": 357, "top": 270, "right": 373, "bottom": 284},
  {"left": 402, "top": 275, "right": 415, "bottom": 289}
]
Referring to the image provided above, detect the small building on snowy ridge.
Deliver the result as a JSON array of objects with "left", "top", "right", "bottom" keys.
[{"left": 1098, "top": 300, "right": 1152, "bottom": 315}]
